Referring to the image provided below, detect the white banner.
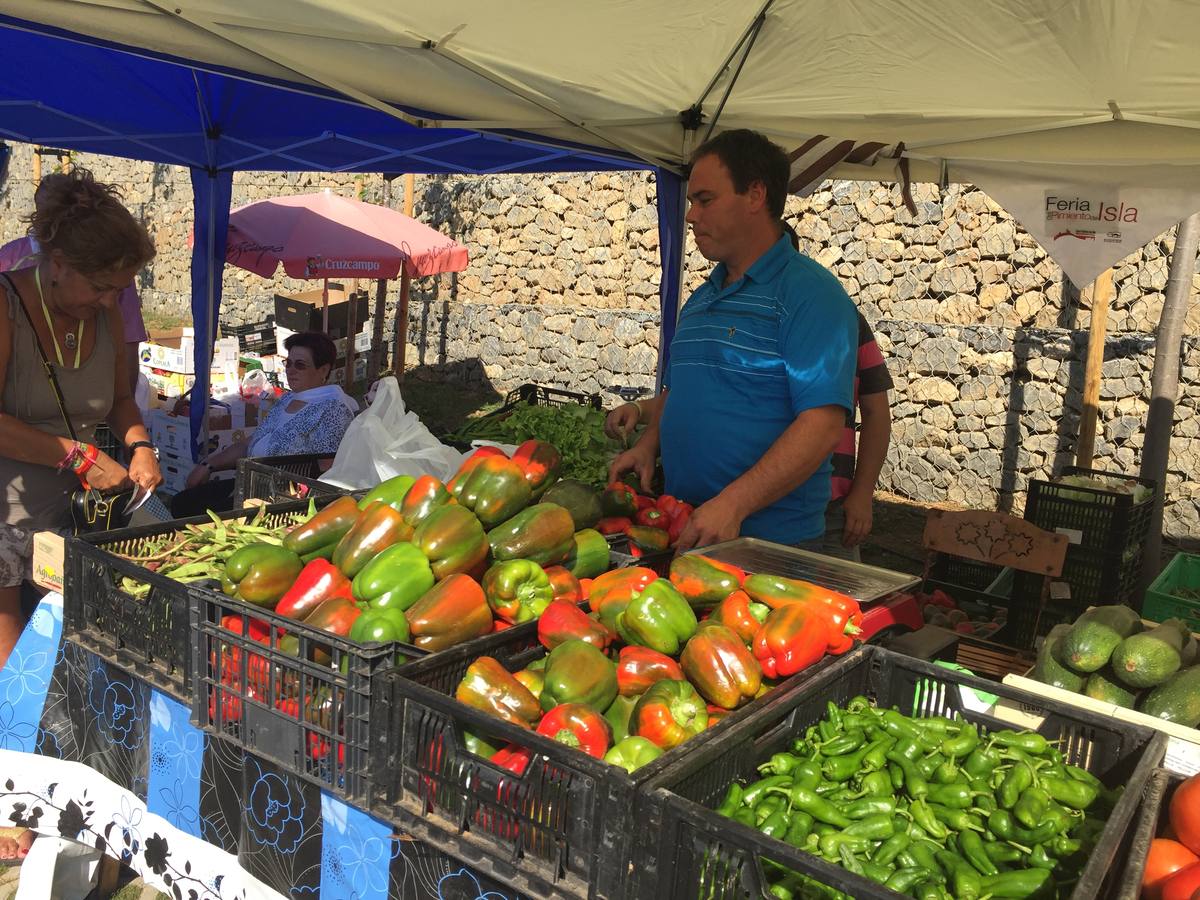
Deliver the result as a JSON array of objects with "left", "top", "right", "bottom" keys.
[{"left": 957, "top": 162, "right": 1200, "bottom": 288}]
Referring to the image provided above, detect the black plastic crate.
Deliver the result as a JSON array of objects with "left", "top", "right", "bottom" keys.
[
  {"left": 221, "top": 316, "right": 277, "bottom": 355},
  {"left": 62, "top": 499, "right": 321, "bottom": 701},
  {"left": 605, "top": 533, "right": 673, "bottom": 577},
  {"left": 639, "top": 644, "right": 1166, "bottom": 900},
  {"left": 1112, "top": 768, "right": 1187, "bottom": 900},
  {"left": 1024, "top": 465, "right": 1156, "bottom": 607},
  {"left": 233, "top": 454, "right": 346, "bottom": 506},
  {"left": 504, "top": 382, "right": 604, "bottom": 412},
  {"left": 191, "top": 586, "right": 424, "bottom": 806},
  {"left": 382, "top": 625, "right": 838, "bottom": 900}
]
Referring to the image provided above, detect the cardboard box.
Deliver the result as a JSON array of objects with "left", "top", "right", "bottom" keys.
[
  {"left": 147, "top": 409, "right": 257, "bottom": 459},
  {"left": 159, "top": 457, "right": 233, "bottom": 495},
  {"left": 142, "top": 368, "right": 241, "bottom": 400},
  {"left": 138, "top": 327, "right": 238, "bottom": 374},
  {"left": 32, "top": 531, "right": 65, "bottom": 593},
  {"left": 273, "top": 286, "right": 369, "bottom": 338},
  {"left": 274, "top": 323, "right": 377, "bottom": 362}
]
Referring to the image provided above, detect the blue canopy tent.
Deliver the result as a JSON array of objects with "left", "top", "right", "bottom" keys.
[{"left": 0, "top": 15, "right": 685, "bottom": 457}]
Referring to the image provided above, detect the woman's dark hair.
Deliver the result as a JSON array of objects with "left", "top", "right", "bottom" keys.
[
  {"left": 28, "top": 167, "right": 156, "bottom": 276},
  {"left": 691, "top": 129, "right": 790, "bottom": 219},
  {"left": 284, "top": 331, "right": 337, "bottom": 375}
]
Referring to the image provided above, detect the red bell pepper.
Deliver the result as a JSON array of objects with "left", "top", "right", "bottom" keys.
[
  {"left": 405, "top": 573, "right": 493, "bottom": 651},
  {"left": 536, "top": 702, "right": 610, "bottom": 758},
  {"left": 220, "top": 614, "right": 271, "bottom": 643},
  {"left": 752, "top": 603, "right": 830, "bottom": 679},
  {"left": 446, "top": 446, "right": 508, "bottom": 498},
  {"left": 616, "top": 645, "right": 684, "bottom": 696},
  {"left": 668, "top": 554, "right": 746, "bottom": 609},
  {"left": 635, "top": 507, "right": 667, "bottom": 528},
  {"left": 680, "top": 623, "right": 763, "bottom": 709},
  {"left": 274, "top": 558, "right": 355, "bottom": 620},
  {"left": 634, "top": 494, "right": 656, "bottom": 512},
  {"left": 454, "top": 656, "right": 541, "bottom": 729},
  {"left": 511, "top": 439, "right": 562, "bottom": 500},
  {"left": 300, "top": 597, "right": 362, "bottom": 639},
  {"left": 601, "top": 482, "right": 639, "bottom": 518},
  {"left": 282, "top": 495, "right": 362, "bottom": 559},
  {"left": 743, "top": 573, "right": 847, "bottom": 610},
  {"left": 596, "top": 516, "right": 633, "bottom": 536},
  {"left": 630, "top": 679, "right": 709, "bottom": 750},
  {"left": 587, "top": 566, "right": 657, "bottom": 631},
  {"left": 543, "top": 566, "right": 582, "bottom": 604},
  {"left": 486, "top": 503, "right": 575, "bottom": 566},
  {"left": 707, "top": 589, "right": 769, "bottom": 645},
  {"left": 705, "top": 705, "right": 729, "bottom": 729},
  {"left": 490, "top": 743, "right": 532, "bottom": 775},
  {"left": 743, "top": 573, "right": 862, "bottom": 654},
  {"left": 537, "top": 599, "right": 614, "bottom": 651}
]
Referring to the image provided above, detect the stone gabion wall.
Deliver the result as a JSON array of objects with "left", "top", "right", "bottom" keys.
[{"left": 1, "top": 143, "right": 1197, "bottom": 535}]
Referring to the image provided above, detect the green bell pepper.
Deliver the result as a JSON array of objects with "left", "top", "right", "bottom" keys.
[
  {"left": 400, "top": 475, "right": 454, "bottom": 530},
  {"left": 615, "top": 578, "right": 698, "bottom": 656},
  {"left": 481, "top": 559, "right": 555, "bottom": 624},
  {"left": 457, "top": 456, "right": 533, "bottom": 528},
  {"left": 603, "top": 693, "right": 640, "bottom": 743},
  {"left": 540, "top": 638, "right": 618, "bottom": 713},
  {"left": 332, "top": 500, "right": 408, "bottom": 578},
  {"left": 511, "top": 439, "right": 561, "bottom": 499},
  {"left": 563, "top": 528, "right": 611, "bottom": 579},
  {"left": 357, "top": 474, "right": 417, "bottom": 512},
  {"left": 221, "top": 542, "right": 303, "bottom": 607},
  {"left": 412, "top": 504, "right": 490, "bottom": 580},
  {"left": 351, "top": 542, "right": 436, "bottom": 611},
  {"left": 487, "top": 502, "right": 576, "bottom": 566},
  {"left": 603, "top": 736, "right": 663, "bottom": 773},
  {"left": 349, "top": 606, "right": 411, "bottom": 645}
]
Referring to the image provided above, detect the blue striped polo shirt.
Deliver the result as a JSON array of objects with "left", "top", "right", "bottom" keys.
[{"left": 660, "top": 234, "right": 857, "bottom": 543}]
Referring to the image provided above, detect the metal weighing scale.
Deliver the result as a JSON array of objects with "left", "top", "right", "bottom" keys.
[{"left": 688, "top": 538, "right": 925, "bottom": 641}]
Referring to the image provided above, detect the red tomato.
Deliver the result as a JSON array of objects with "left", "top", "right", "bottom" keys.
[
  {"left": 1144, "top": 839, "right": 1199, "bottom": 900},
  {"left": 1163, "top": 861, "right": 1200, "bottom": 900},
  {"left": 1171, "top": 775, "right": 1200, "bottom": 855}
]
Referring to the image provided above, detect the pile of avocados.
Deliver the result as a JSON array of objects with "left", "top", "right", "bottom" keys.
[{"left": 1031, "top": 605, "right": 1200, "bottom": 727}]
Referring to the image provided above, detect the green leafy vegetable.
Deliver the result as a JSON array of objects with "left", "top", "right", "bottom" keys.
[{"left": 450, "top": 403, "right": 625, "bottom": 487}]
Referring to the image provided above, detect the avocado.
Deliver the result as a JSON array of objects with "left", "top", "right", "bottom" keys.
[
  {"left": 1139, "top": 666, "right": 1200, "bottom": 727},
  {"left": 1032, "top": 624, "right": 1086, "bottom": 692},
  {"left": 1060, "top": 605, "right": 1144, "bottom": 673},
  {"left": 1084, "top": 666, "right": 1141, "bottom": 709},
  {"left": 542, "top": 479, "right": 603, "bottom": 531},
  {"left": 1111, "top": 619, "right": 1189, "bottom": 689},
  {"left": 1182, "top": 634, "right": 1198, "bottom": 668}
]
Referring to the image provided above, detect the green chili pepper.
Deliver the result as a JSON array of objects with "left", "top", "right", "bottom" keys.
[
  {"left": 888, "top": 761, "right": 904, "bottom": 791},
  {"left": 817, "top": 719, "right": 836, "bottom": 742},
  {"left": 880, "top": 709, "right": 924, "bottom": 742},
  {"left": 983, "top": 842, "right": 1024, "bottom": 865},
  {"left": 732, "top": 807, "right": 756, "bottom": 828},
  {"left": 910, "top": 798, "right": 949, "bottom": 840},
  {"left": 837, "top": 842, "right": 866, "bottom": 874},
  {"left": 1041, "top": 804, "right": 1074, "bottom": 836},
  {"left": 1063, "top": 763, "right": 1102, "bottom": 789},
  {"left": 824, "top": 739, "right": 885, "bottom": 783},
  {"left": 863, "top": 736, "right": 896, "bottom": 771},
  {"left": 921, "top": 715, "right": 961, "bottom": 734},
  {"left": 844, "top": 797, "right": 897, "bottom": 819},
  {"left": 936, "top": 850, "right": 982, "bottom": 900},
  {"left": 998, "top": 761, "right": 1034, "bottom": 809},
  {"left": 819, "top": 832, "right": 874, "bottom": 858},
  {"left": 758, "top": 752, "right": 802, "bottom": 776},
  {"left": 974, "top": 791, "right": 998, "bottom": 813},
  {"left": 927, "top": 803, "right": 985, "bottom": 833},
  {"left": 1028, "top": 844, "right": 1055, "bottom": 870},
  {"left": 760, "top": 807, "right": 789, "bottom": 839},
  {"left": 873, "top": 831, "right": 911, "bottom": 867},
  {"left": 755, "top": 795, "right": 784, "bottom": 824},
  {"left": 1042, "top": 774, "right": 1099, "bottom": 810},
  {"left": 1013, "top": 786, "right": 1051, "bottom": 829},
  {"left": 819, "top": 728, "right": 866, "bottom": 757},
  {"left": 845, "top": 695, "right": 873, "bottom": 713},
  {"left": 1049, "top": 835, "right": 1082, "bottom": 857},
  {"left": 909, "top": 840, "right": 942, "bottom": 872},
  {"left": 716, "top": 782, "right": 744, "bottom": 816},
  {"left": 957, "top": 830, "right": 998, "bottom": 876},
  {"left": 844, "top": 813, "right": 896, "bottom": 840},
  {"left": 918, "top": 751, "right": 947, "bottom": 779},
  {"left": 741, "top": 774, "right": 790, "bottom": 807},
  {"left": 886, "top": 746, "right": 929, "bottom": 798},
  {"left": 886, "top": 868, "right": 931, "bottom": 893},
  {"left": 979, "top": 869, "right": 1055, "bottom": 898},
  {"left": 764, "top": 785, "right": 851, "bottom": 827},
  {"left": 964, "top": 745, "right": 1001, "bottom": 779},
  {"left": 915, "top": 881, "right": 948, "bottom": 900},
  {"left": 990, "top": 730, "right": 1050, "bottom": 756},
  {"left": 859, "top": 861, "right": 894, "bottom": 885},
  {"left": 926, "top": 781, "right": 980, "bottom": 809},
  {"left": 790, "top": 758, "right": 824, "bottom": 789},
  {"left": 783, "top": 811, "right": 814, "bottom": 848},
  {"left": 932, "top": 760, "right": 960, "bottom": 785},
  {"left": 942, "top": 723, "right": 981, "bottom": 759}
]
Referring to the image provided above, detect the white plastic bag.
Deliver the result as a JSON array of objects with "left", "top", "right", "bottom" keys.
[{"left": 319, "top": 376, "right": 465, "bottom": 489}]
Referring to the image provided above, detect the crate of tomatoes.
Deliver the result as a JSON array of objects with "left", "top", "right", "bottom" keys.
[
  {"left": 1119, "top": 768, "right": 1200, "bottom": 900},
  {"left": 379, "top": 555, "right": 865, "bottom": 900}
]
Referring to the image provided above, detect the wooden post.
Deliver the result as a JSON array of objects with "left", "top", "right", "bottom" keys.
[
  {"left": 32, "top": 147, "right": 41, "bottom": 183},
  {"left": 1075, "top": 268, "right": 1114, "bottom": 469},
  {"left": 367, "top": 177, "right": 392, "bottom": 382},
  {"left": 344, "top": 286, "right": 359, "bottom": 390},
  {"left": 391, "top": 174, "right": 416, "bottom": 380}
]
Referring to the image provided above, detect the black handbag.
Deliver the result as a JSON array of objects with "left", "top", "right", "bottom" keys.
[{"left": 2, "top": 273, "right": 135, "bottom": 533}]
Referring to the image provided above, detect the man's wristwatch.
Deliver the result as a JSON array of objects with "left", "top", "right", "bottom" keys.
[{"left": 129, "top": 441, "right": 159, "bottom": 459}]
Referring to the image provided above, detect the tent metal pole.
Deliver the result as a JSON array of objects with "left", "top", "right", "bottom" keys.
[{"left": 1140, "top": 212, "right": 1200, "bottom": 587}]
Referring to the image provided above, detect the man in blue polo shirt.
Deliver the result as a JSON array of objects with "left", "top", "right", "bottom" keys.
[{"left": 607, "top": 129, "right": 857, "bottom": 550}]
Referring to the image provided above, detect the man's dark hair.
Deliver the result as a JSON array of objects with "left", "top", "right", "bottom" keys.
[
  {"left": 284, "top": 331, "right": 337, "bottom": 374},
  {"left": 691, "top": 129, "right": 790, "bottom": 219}
]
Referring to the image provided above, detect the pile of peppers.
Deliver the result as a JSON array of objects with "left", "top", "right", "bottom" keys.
[
  {"left": 594, "top": 481, "right": 694, "bottom": 556},
  {"left": 452, "top": 560, "right": 863, "bottom": 778},
  {"left": 714, "top": 699, "right": 1119, "bottom": 900}
]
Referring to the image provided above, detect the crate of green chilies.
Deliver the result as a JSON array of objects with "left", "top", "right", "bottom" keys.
[{"left": 636, "top": 645, "right": 1166, "bottom": 900}]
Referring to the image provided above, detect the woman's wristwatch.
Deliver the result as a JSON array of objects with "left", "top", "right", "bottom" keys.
[{"left": 129, "top": 441, "right": 159, "bottom": 459}]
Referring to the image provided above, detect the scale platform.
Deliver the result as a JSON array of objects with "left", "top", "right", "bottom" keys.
[{"left": 688, "top": 537, "right": 920, "bottom": 606}]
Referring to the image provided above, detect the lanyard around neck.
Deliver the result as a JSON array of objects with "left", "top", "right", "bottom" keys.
[{"left": 34, "top": 264, "right": 83, "bottom": 368}]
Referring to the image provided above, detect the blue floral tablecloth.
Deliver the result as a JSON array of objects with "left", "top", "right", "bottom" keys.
[{"left": 0, "top": 593, "right": 523, "bottom": 900}]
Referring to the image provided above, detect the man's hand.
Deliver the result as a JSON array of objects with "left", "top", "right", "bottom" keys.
[
  {"left": 841, "top": 489, "right": 874, "bottom": 547},
  {"left": 607, "top": 441, "right": 656, "bottom": 494},
  {"left": 127, "top": 446, "right": 163, "bottom": 493},
  {"left": 674, "top": 493, "right": 744, "bottom": 552},
  {"left": 604, "top": 402, "right": 640, "bottom": 442},
  {"left": 184, "top": 462, "right": 212, "bottom": 490}
]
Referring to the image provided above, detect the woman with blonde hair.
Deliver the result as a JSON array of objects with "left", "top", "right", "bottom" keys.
[{"left": 0, "top": 167, "right": 161, "bottom": 674}]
